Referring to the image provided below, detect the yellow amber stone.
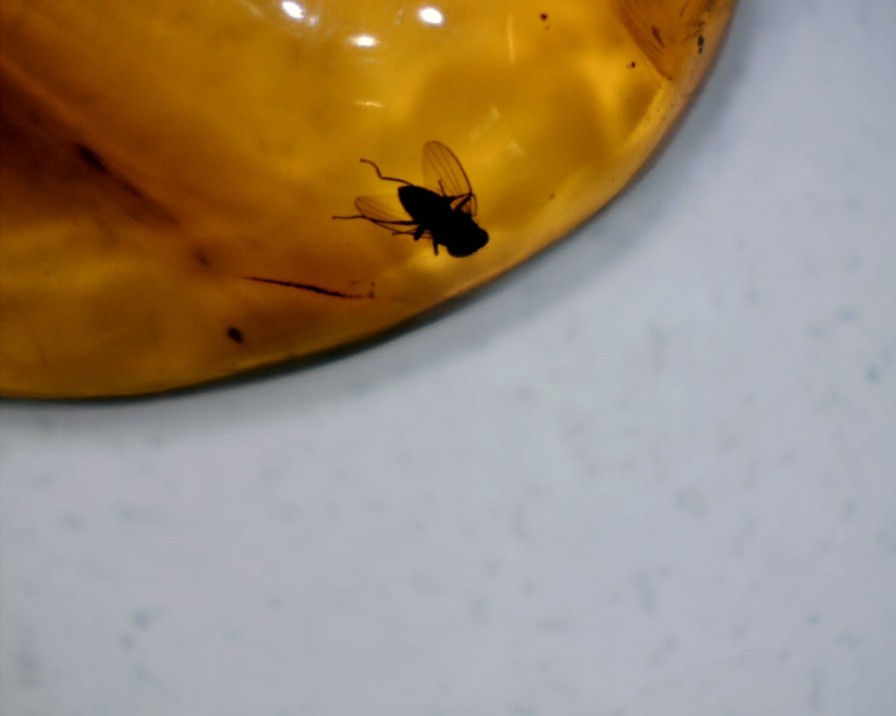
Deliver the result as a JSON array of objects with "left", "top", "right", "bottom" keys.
[{"left": 0, "top": 0, "right": 736, "bottom": 398}]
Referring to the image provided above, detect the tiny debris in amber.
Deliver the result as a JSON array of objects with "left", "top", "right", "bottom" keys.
[{"left": 0, "top": 0, "right": 736, "bottom": 397}]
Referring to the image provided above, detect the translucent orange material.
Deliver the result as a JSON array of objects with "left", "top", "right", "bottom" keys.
[{"left": 0, "top": 0, "right": 736, "bottom": 397}]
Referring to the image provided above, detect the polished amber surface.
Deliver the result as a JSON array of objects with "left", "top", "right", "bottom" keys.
[{"left": 0, "top": 0, "right": 736, "bottom": 397}]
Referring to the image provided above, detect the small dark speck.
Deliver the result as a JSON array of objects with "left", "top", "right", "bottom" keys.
[
  {"left": 540, "top": 12, "right": 548, "bottom": 21},
  {"left": 132, "top": 607, "right": 164, "bottom": 630},
  {"left": 58, "top": 513, "right": 84, "bottom": 531},
  {"left": 195, "top": 248, "right": 211, "bottom": 266},
  {"left": 225, "top": 628, "right": 245, "bottom": 646},
  {"left": 227, "top": 326, "right": 244, "bottom": 344},
  {"left": 536, "top": 616, "right": 572, "bottom": 631},
  {"left": 876, "top": 523, "right": 896, "bottom": 553},
  {"left": 835, "top": 632, "right": 864, "bottom": 648},
  {"left": 629, "top": 61, "right": 637, "bottom": 68},
  {"left": 808, "top": 668, "right": 824, "bottom": 711},
  {"left": 16, "top": 640, "right": 41, "bottom": 687},
  {"left": 267, "top": 596, "right": 286, "bottom": 610},
  {"left": 697, "top": 35, "right": 705, "bottom": 54},
  {"left": 76, "top": 144, "right": 109, "bottom": 174},
  {"left": 349, "top": 279, "right": 377, "bottom": 298}
]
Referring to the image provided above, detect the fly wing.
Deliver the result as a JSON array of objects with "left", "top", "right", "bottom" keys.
[
  {"left": 354, "top": 194, "right": 426, "bottom": 236},
  {"left": 422, "top": 141, "right": 477, "bottom": 216},
  {"left": 355, "top": 194, "right": 408, "bottom": 222}
]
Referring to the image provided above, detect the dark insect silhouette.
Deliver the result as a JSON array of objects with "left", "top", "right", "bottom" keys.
[{"left": 333, "top": 141, "right": 489, "bottom": 258}]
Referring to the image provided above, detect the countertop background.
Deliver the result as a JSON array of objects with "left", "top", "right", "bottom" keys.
[{"left": 2, "top": 2, "right": 895, "bottom": 714}]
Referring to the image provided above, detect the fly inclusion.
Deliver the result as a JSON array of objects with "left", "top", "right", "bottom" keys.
[{"left": 334, "top": 141, "right": 489, "bottom": 258}]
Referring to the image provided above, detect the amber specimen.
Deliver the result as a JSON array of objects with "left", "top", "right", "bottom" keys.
[{"left": 0, "top": 0, "right": 736, "bottom": 397}]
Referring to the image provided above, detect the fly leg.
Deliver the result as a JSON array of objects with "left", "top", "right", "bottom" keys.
[
  {"left": 411, "top": 223, "right": 439, "bottom": 254},
  {"left": 360, "top": 159, "right": 412, "bottom": 186},
  {"left": 453, "top": 193, "right": 474, "bottom": 211}
]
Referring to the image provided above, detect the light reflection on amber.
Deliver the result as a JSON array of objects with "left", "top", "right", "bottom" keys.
[
  {"left": 280, "top": 1, "right": 304, "bottom": 20},
  {"left": 349, "top": 33, "right": 379, "bottom": 48},
  {"left": 418, "top": 7, "right": 444, "bottom": 26}
]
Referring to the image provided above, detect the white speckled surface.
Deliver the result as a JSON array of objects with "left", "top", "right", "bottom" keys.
[{"left": 2, "top": 2, "right": 895, "bottom": 715}]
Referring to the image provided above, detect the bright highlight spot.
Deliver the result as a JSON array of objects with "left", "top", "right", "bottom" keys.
[
  {"left": 418, "top": 7, "right": 444, "bottom": 26},
  {"left": 280, "top": 1, "right": 304, "bottom": 20},
  {"left": 350, "top": 34, "right": 379, "bottom": 48}
]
